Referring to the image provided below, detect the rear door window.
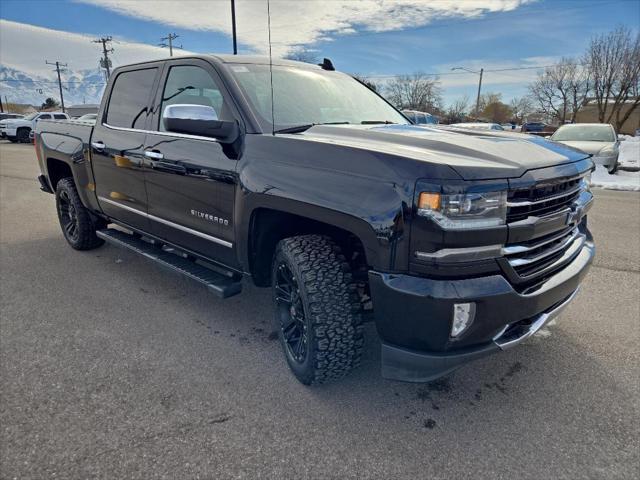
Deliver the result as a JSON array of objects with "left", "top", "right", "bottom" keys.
[
  {"left": 53, "top": 114, "right": 67, "bottom": 119},
  {"left": 106, "top": 68, "right": 158, "bottom": 129}
]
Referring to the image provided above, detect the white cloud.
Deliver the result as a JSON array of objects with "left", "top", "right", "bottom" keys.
[
  {"left": 0, "top": 19, "right": 194, "bottom": 78},
  {"left": 76, "top": 0, "right": 535, "bottom": 56}
]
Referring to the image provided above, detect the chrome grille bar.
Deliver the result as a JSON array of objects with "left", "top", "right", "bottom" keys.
[
  {"left": 506, "top": 183, "right": 582, "bottom": 207},
  {"left": 502, "top": 227, "right": 578, "bottom": 255},
  {"left": 507, "top": 231, "right": 584, "bottom": 268}
]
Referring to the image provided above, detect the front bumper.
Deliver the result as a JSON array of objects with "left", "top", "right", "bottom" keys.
[
  {"left": 369, "top": 238, "right": 594, "bottom": 382},
  {"left": 592, "top": 154, "right": 618, "bottom": 168}
]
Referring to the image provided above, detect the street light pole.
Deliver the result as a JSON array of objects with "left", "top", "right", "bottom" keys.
[
  {"left": 231, "top": 0, "right": 238, "bottom": 54},
  {"left": 451, "top": 66, "right": 484, "bottom": 118}
]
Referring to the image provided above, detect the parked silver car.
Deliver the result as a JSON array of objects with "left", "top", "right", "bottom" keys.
[{"left": 551, "top": 123, "right": 620, "bottom": 174}]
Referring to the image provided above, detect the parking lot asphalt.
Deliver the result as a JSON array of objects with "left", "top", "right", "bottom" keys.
[{"left": 1, "top": 140, "right": 638, "bottom": 479}]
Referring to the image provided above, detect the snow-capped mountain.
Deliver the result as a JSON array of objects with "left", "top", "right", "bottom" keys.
[{"left": 0, "top": 65, "right": 106, "bottom": 106}]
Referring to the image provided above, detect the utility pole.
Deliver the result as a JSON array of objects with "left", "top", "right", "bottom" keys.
[
  {"left": 159, "top": 33, "right": 182, "bottom": 57},
  {"left": 0, "top": 95, "right": 3, "bottom": 113},
  {"left": 93, "top": 36, "right": 114, "bottom": 79},
  {"left": 475, "top": 68, "right": 484, "bottom": 119},
  {"left": 451, "top": 66, "right": 484, "bottom": 118},
  {"left": 46, "top": 60, "right": 67, "bottom": 113},
  {"left": 231, "top": 0, "right": 237, "bottom": 54}
]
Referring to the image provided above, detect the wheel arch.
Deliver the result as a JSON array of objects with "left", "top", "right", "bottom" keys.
[{"left": 244, "top": 203, "right": 378, "bottom": 287}]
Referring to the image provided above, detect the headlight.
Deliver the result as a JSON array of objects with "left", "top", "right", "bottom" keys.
[
  {"left": 417, "top": 190, "right": 507, "bottom": 229},
  {"left": 581, "top": 171, "right": 592, "bottom": 190},
  {"left": 598, "top": 145, "right": 618, "bottom": 156}
]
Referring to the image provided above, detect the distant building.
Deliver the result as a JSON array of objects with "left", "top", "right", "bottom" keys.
[
  {"left": 575, "top": 98, "right": 640, "bottom": 135},
  {"left": 66, "top": 104, "right": 100, "bottom": 118}
]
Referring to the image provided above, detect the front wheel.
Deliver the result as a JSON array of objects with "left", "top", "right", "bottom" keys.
[
  {"left": 272, "top": 235, "right": 364, "bottom": 385},
  {"left": 55, "top": 177, "right": 105, "bottom": 250},
  {"left": 17, "top": 128, "right": 30, "bottom": 143},
  {"left": 607, "top": 159, "right": 619, "bottom": 175}
]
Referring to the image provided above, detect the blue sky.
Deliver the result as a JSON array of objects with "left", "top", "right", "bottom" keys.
[{"left": 1, "top": 0, "right": 638, "bottom": 105}]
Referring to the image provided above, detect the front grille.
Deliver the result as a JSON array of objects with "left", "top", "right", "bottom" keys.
[
  {"left": 507, "top": 176, "right": 582, "bottom": 223},
  {"left": 503, "top": 226, "right": 583, "bottom": 279},
  {"left": 501, "top": 173, "right": 589, "bottom": 283}
]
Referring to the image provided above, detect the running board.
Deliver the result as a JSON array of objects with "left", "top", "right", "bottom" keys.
[{"left": 97, "top": 229, "right": 242, "bottom": 298}]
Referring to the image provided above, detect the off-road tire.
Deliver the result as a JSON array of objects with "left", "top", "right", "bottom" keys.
[
  {"left": 55, "top": 177, "right": 105, "bottom": 250},
  {"left": 17, "top": 128, "right": 30, "bottom": 143},
  {"left": 272, "top": 235, "right": 364, "bottom": 385}
]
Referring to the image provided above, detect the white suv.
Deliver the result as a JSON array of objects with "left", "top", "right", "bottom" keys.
[{"left": 1, "top": 111, "right": 69, "bottom": 143}]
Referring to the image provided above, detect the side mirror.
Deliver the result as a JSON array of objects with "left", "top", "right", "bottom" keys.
[{"left": 163, "top": 104, "right": 238, "bottom": 142}]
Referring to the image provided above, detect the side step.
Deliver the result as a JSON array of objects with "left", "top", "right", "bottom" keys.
[{"left": 97, "top": 228, "right": 242, "bottom": 298}]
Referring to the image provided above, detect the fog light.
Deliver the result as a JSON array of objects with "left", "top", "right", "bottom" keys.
[{"left": 451, "top": 303, "right": 476, "bottom": 338}]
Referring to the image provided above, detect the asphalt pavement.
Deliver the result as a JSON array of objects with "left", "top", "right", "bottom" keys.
[{"left": 1, "top": 140, "right": 638, "bottom": 479}]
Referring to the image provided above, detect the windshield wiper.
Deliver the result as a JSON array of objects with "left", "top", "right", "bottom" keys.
[
  {"left": 273, "top": 122, "right": 350, "bottom": 134},
  {"left": 360, "top": 120, "right": 397, "bottom": 125}
]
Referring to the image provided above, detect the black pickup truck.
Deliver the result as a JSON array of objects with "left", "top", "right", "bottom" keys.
[{"left": 34, "top": 55, "right": 595, "bottom": 385}]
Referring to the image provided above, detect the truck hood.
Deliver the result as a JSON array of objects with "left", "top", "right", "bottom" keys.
[
  {"left": 2, "top": 119, "right": 28, "bottom": 127},
  {"left": 294, "top": 124, "right": 588, "bottom": 180}
]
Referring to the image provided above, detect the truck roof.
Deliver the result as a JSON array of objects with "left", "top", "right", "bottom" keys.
[{"left": 113, "top": 54, "right": 323, "bottom": 72}]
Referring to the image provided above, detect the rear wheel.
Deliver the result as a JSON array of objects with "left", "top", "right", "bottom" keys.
[
  {"left": 55, "top": 177, "right": 105, "bottom": 250},
  {"left": 272, "top": 235, "right": 363, "bottom": 385},
  {"left": 16, "top": 128, "right": 30, "bottom": 143}
]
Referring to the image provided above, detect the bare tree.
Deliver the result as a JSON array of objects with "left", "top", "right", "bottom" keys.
[
  {"left": 510, "top": 96, "right": 534, "bottom": 124},
  {"left": 444, "top": 95, "right": 469, "bottom": 124},
  {"left": 352, "top": 74, "right": 381, "bottom": 93},
  {"left": 528, "top": 57, "right": 590, "bottom": 123},
  {"left": 584, "top": 26, "right": 640, "bottom": 131},
  {"left": 385, "top": 73, "right": 443, "bottom": 113}
]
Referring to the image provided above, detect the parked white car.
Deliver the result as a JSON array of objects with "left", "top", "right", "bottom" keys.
[
  {"left": 1, "top": 111, "right": 69, "bottom": 143},
  {"left": 550, "top": 123, "right": 620, "bottom": 174}
]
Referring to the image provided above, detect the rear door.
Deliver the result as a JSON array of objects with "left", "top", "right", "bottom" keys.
[
  {"left": 91, "top": 66, "right": 161, "bottom": 231},
  {"left": 143, "top": 59, "right": 241, "bottom": 268}
]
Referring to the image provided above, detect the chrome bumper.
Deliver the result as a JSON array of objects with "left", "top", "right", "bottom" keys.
[{"left": 493, "top": 287, "right": 580, "bottom": 350}]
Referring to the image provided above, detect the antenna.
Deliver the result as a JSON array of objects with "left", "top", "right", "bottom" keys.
[{"left": 267, "top": 0, "right": 275, "bottom": 135}]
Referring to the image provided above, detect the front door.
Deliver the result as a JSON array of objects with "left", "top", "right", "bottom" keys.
[
  {"left": 143, "top": 60, "right": 240, "bottom": 268},
  {"left": 91, "top": 66, "right": 160, "bottom": 231}
]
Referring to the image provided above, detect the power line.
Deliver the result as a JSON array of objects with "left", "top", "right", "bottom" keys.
[
  {"left": 363, "top": 64, "right": 560, "bottom": 79},
  {"left": 0, "top": 79, "right": 106, "bottom": 85},
  {"left": 159, "top": 33, "right": 182, "bottom": 57},
  {"left": 45, "top": 60, "right": 67, "bottom": 112},
  {"left": 93, "top": 36, "right": 114, "bottom": 78}
]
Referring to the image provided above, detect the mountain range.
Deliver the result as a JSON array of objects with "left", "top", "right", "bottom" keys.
[{"left": 0, "top": 65, "right": 106, "bottom": 107}]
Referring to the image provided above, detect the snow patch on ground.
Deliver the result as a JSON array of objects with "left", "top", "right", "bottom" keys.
[{"left": 591, "top": 136, "right": 639, "bottom": 191}]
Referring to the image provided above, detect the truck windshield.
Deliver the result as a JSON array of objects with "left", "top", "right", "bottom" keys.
[{"left": 228, "top": 64, "right": 408, "bottom": 131}]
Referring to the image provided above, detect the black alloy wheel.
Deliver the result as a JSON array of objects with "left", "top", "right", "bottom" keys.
[
  {"left": 57, "top": 188, "right": 80, "bottom": 243},
  {"left": 274, "top": 262, "right": 308, "bottom": 364}
]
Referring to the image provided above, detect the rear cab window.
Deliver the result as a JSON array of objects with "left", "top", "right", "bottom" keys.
[
  {"left": 106, "top": 68, "right": 158, "bottom": 129},
  {"left": 53, "top": 114, "right": 67, "bottom": 119}
]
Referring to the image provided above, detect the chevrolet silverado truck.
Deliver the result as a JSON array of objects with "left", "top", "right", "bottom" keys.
[{"left": 34, "top": 55, "right": 595, "bottom": 385}]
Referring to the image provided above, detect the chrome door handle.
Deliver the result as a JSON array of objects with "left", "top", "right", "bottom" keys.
[
  {"left": 91, "top": 141, "right": 105, "bottom": 151},
  {"left": 144, "top": 150, "right": 164, "bottom": 160}
]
